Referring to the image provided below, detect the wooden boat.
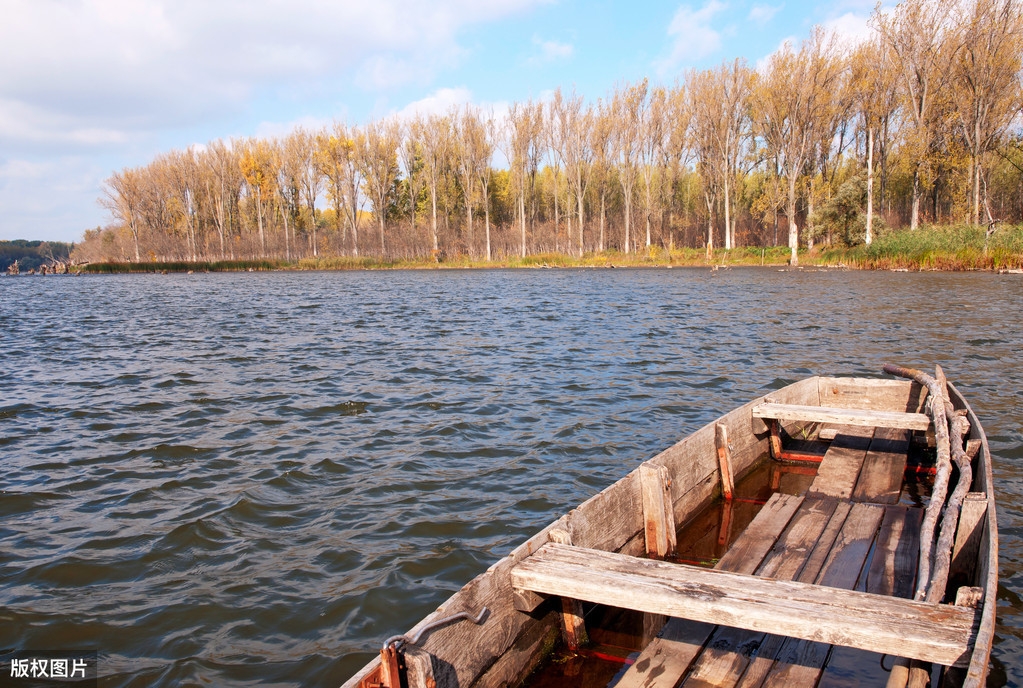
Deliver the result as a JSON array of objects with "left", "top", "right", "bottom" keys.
[{"left": 342, "top": 367, "right": 997, "bottom": 688}]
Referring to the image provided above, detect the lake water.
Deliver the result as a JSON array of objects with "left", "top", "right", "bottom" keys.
[{"left": 1, "top": 267, "right": 1021, "bottom": 687}]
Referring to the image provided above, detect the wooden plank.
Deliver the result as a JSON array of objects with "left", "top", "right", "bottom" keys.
[
  {"left": 818, "top": 377, "right": 925, "bottom": 413},
  {"left": 548, "top": 529, "right": 588, "bottom": 651},
  {"left": 511, "top": 543, "right": 977, "bottom": 667},
  {"left": 752, "top": 403, "right": 930, "bottom": 431},
  {"left": 716, "top": 423, "right": 735, "bottom": 500},
  {"left": 621, "top": 620, "right": 716, "bottom": 688},
  {"left": 641, "top": 463, "right": 677, "bottom": 559},
  {"left": 867, "top": 506, "right": 923, "bottom": 599},
  {"left": 808, "top": 426, "right": 874, "bottom": 500},
  {"left": 683, "top": 498, "right": 844, "bottom": 688},
  {"left": 615, "top": 493, "right": 804, "bottom": 688},
  {"left": 949, "top": 493, "right": 988, "bottom": 590},
  {"left": 734, "top": 501, "right": 855, "bottom": 688},
  {"left": 752, "top": 503, "right": 886, "bottom": 687},
  {"left": 853, "top": 427, "right": 911, "bottom": 504}
]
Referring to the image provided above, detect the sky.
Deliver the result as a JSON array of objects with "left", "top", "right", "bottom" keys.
[{"left": 0, "top": 0, "right": 879, "bottom": 244}]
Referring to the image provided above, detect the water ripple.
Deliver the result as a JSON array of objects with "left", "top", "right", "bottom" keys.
[{"left": 1, "top": 269, "right": 1021, "bottom": 686}]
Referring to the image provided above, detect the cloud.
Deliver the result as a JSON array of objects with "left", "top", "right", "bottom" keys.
[
  {"left": 0, "top": 0, "right": 547, "bottom": 151},
  {"left": 394, "top": 87, "right": 476, "bottom": 120},
  {"left": 748, "top": 3, "right": 782, "bottom": 25},
  {"left": 657, "top": 0, "right": 728, "bottom": 73},
  {"left": 527, "top": 36, "right": 575, "bottom": 66},
  {"left": 0, "top": 156, "right": 108, "bottom": 241},
  {"left": 823, "top": 12, "right": 873, "bottom": 47},
  {"left": 755, "top": 36, "right": 797, "bottom": 73}
]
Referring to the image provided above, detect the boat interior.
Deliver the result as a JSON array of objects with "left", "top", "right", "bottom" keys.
[{"left": 345, "top": 374, "right": 996, "bottom": 688}]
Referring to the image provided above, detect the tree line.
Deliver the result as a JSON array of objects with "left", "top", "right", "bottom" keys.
[{"left": 79, "top": 0, "right": 1023, "bottom": 267}]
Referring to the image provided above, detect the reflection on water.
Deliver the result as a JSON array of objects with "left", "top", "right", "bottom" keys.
[{"left": 0, "top": 268, "right": 1021, "bottom": 687}]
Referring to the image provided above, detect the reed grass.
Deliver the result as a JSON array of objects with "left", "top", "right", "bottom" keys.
[{"left": 79, "top": 225, "right": 1023, "bottom": 274}]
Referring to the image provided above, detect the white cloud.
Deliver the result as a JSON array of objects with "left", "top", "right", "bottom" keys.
[
  {"left": 748, "top": 3, "right": 782, "bottom": 25},
  {"left": 657, "top": 1, "right": 728, "bottom": 73},
  {"left": 823, "top": 12, "right": 873, "bottom": 47},
  {"left": 528, "top": 36, "right": 575, "bottom": 66},
  {"left": 0, "top": 156, "right": 107, "bottom": 241},
  {"left": 755, "top": 36, "right": 797, "bottom": 73},
  {"left": 393, "top": 87, "right": 475, "bottom": 120},
  {"left": 254, "top": 116, "right": 335, "bottom": 141},
  {"left": 0, "top": 0, "right": 547, "bottom": 150}
]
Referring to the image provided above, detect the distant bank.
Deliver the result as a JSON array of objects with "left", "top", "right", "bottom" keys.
[
  {"left": 1, "top": 240, "right": 74, "bottom": 274},
  {"left": 10, "top": 224, "right": 1018, "bottom": 275}
]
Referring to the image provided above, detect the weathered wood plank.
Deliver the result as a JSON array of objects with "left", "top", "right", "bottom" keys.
[
  {"left": 752, "top": 403, "right": 931, "bottom": 430},
  {"left": 511, "top": 543, "right": 977, "bottom": 667},
  {"left": 621, "top": 620, "right": 717, "bottom": 688},
  {"left": 807, "top": 426, "right": 874, "bottom": 500},
  {"left": 716, "top": 423, "right": 736, "bottom": 500},
  {"left": 615, "top": 493, "right": 804, "bottom": 688},
  {"left": 867, "top": 506, "right": 923, "bottom": 599},
  {"left": 853, "top": 427, "right": 911, "bottom": 504},
  {"left": 752, "top": 503, "right": 886, "bottom": 687},
  {"left": 683, "top": 498, "right": 843, "bottom": 688},
  {"left": 818, "top": 377, "right": 925, "bottom": 413},
  {"left": 734, "top": 501, "right": 855, "bottom": 688},
  {"left": 641, "top": 463, "right": 677, "bottom": 559},
  {"left": 949, "top": 493, "right": 988, "bottom": 591}
]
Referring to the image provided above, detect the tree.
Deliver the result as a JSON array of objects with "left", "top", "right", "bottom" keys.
[
  {"left": 360, "top": 118, "right": 400, "bottom": 256},
  {"left": 752, "top": 27, "right": 844, "bottom": 264},
  {"left": 315, "top": 122, "right": 363, "bottom": 256},
  {"left": 850, "top": 36, "right": 900, "bottom": 244},
  {"left": 589, "top": 99, "right": 615, "bottom": 252},
  {"left": 420, "top": 114, "right": 451, "bottom": 257},
  {"left": 611, "top": 80, "right": 647, "bottom": 253},
  {"left": 506, "top": 100, "right": 544, "bottom": 257},
  {"left": 101, "top": 168, "right": 146, "bottom": 262},
  {"left": 874, "top": 0, "right": 960, "bottom": 230},
  {"left": 240, "top": 139, "right": 274, "bottom": 256},
  {"left": 399, "top": 118, "right": 427, "bottom": 240},
  {"left": 950, "top": 0, "right": 1023, "bottom": 225},
  {"left": 551, "top": 89, "right": 593, "bottom": 256},
  {"left": 291, "top": 128, "right": 321, "bottom": 257}
]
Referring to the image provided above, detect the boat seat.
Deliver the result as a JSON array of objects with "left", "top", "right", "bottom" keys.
[
  {"left": 752, "top": 402, "right": 931, "bottom": 430},
  {"left": 510, "top": 542, "right": 978, "bottom": 667}
]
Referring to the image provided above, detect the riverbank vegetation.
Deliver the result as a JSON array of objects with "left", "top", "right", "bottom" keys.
[
  {"left": 2, "top": 240, "right": 73, "bottom": 273},
  {"left": 76, "top": 0, "right": 1023, "bottom": 272}
]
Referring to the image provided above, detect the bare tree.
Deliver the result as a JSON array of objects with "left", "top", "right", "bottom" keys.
[
  {"left": 611, "top": 80, "right": 647, "bottom": 253},
  {"left": 506, "top": 100, "right": 544, "bottom": 257},
  {"left": 420, "top": 114, "right": 451, "bottom": 257},
  {"left": 752, "top": 28, "right": 844, "bottom": 264},
  {"left": 951, "top": 0, "right": 1023, "bottom": 224},
  {"left": 361, "top": 118, "right": 400, "bottom": 256},
  {"left": 101, "top": 168, "right": 146, "bottom": 261},
  {"left": 400, "top": 117, "right": 427, "bottom": 241},
  {"left": 875, "top": 0, "right": 960, "bottom": 230}
]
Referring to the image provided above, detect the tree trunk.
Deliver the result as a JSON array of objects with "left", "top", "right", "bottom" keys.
[
  {"left": 705, "top": 192, "right": 714, "bottom": 258},
  {"left": 577, "top": 191, "right": 585, "bottom": 256},
  {"left": 623, "top": 188, "right": 632, "bottom": 254},
  {"left": 599, "top": 192, "right": 606, "bottom": 252},
  {"left": 723, "top": 173, "right": 732, "bottom": 251},
  {"left": 431, "top": 187, "right": 439, "bottom": 253},
  {"left": 520, "top": 192, "right": 527, "bottom": 258},
  {"left": 485, "top": 194, "right": 491, "bottom": 262},
  {"left": 866, "top": 127, "right": 874, "bottom": 246},
  {"left": 256, "top": 188, "right": 266, "bottom": 256},
  {"left": 911, "top": 166, "right": 921, "bottom": 231},
  {"left": 788, "top": 173, "right": 798, "bottom": 266}
]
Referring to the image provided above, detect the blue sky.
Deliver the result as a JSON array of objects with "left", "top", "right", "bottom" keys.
[{"left": 0, "top": 0, "right": 876, "bottom": 243}]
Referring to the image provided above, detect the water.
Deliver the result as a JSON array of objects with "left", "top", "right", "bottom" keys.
[{"left": 0, "top": 268, "right": 1020, "bottom": 687}]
